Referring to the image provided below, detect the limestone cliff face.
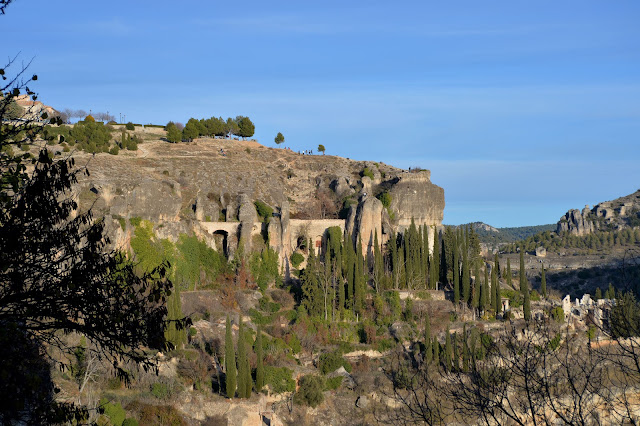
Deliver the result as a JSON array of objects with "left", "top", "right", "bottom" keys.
[
  {"left": 387, "top": 171, "right": 445, "bottom": 230},
  {"left": 557, "top": 190, "right": 640, "bottom": 235},
  {"left": 71, "top": 138, "right": 445, "bottom": 262}
]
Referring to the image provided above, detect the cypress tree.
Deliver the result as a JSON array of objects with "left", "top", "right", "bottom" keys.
[
  {"left": 165, "top": 285, "right": 186, "bottom": 349},
  {"left": 237, "top": 317, "right": 247, "bottom": 397},
  {"left": 595, "top": 287, "right": 602, "bottom": 300},
  {"left": 301, "top": 243, "right": 322, "bottom": 317},
  {"left": 453, "top": 233, "right": 460, "bottom": 305},
  {"left": 521, "top": 251, "right": 531, "bottom": 320},
  {"left": 255, "top": 326, "right": 264, "bottom": 392},
  {"left": 398, "top": 249, "right": 406, "bottom": 290},
  {"left": 494, "top": 253, "right": 501, "bottom": 315},
  {"left": 225, "top": 316, "right": 236, "bottom": 398},
  {"left": 462, "top": 227, "right": 470, "bottom": 305},
  {"left": 440, "top": 239, "right": 447, "bottom": 286},
  {"left": 452, "top": 332, "right": 460, "bottom": 372},
  {"left": 354, "top": 235, "right": 365, "bottom": 317},
  {"left": 433, "top": 339, "right": 440, "bottom": 366},
  {"left": 491, "top": 264, "right": 498, "bottom": 316},
  {"left": 390, "top": 232, "right": 398, "bottom": 289},
  {"left": 345, "top": 233, "right": 355, "bottom": 309},
  {"left": 482, "top": 266, "right": 490, "bottom": 311},
  {"left": 472, "top": 257, "right": 481, "bottom": 309},
  {"left": 373, "top": 231, "right": 384, "bottom": 293},
  {"left": 424, "top": 315, "right": 432, "bottom": 363},
  {"left": 430, "top": 227, "right": 440, "bottom": 290},
  {"left": 422, "top": 225, "right": 430, "bottom": 288},
  {"left": 540, "top": 263, "right": 547, "bottom": 298},
  {"left": 462, "top": 325, "right": 470, "bottom": 372},
  {"left": 445, "top": 328, "right": 453, "bottom": 372},
  {"left": 506, "top": 258, "right": 512, "bottom": 289}
]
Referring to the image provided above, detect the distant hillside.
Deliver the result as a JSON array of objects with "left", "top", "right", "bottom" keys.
[{"left": 456, "top": 222, "right": 556, "bottom": 246}]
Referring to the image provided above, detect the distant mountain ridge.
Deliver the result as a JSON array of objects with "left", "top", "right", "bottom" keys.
[{"left": 453, "top": 222, "right": 556, "bottom": 246}]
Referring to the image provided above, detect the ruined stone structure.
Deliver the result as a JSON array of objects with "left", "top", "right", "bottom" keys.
[{"left": 74, "top": 139, "right": 445, "bottom": 267}]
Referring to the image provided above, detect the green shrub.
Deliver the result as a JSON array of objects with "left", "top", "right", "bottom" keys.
[
  {"left": 376, "top": 191, "right": 392, "bottom": 208},
  {"left": 151, "top": 382, "right": 171, "bottom": 399},
  {"left": 20, "top": 143, "right": 29, "bottom": 151},
  {"left": 100, "top": 398, "right": 126, "bottom": 426},
  {"left": 264, "top": 366, "right": 296, "bottom": 394},
  {"left": 129, "top": 216, "right": 142, "bottom": 227},
  {"left": 109, "top": 145, "right": 120, "bottom": 155},
  {"left": 325, "top": 376, "right": 343, "bottom": 391},
  {"left": 254, "top": 200, "right": 273, "bottom": 222},
  {"left": 125, "top": 122, "right": 135, "bottom": 130},
  {"left": 361, "top": 167, "right": 374, "bottom": 180},
  {"left": 294, "top": 375, "right": 325, "bottom": 407},
  {"left": 551, "top": 306, "right": 564, "bottom": 323},
  {"left": 318, "top": 351, "right": 351, "bottom": 375},
  {"left": 139, "top": 404, "right": 186, "bottom": 426},
  {"left": 114, "top": 215, "right": 126, "bottom": 230},
  {"left": 290, "top": 252, "right": 304, "bottom": 269},
  {"left": 122, "top": 419, "right": 139, "bottom": 426}
]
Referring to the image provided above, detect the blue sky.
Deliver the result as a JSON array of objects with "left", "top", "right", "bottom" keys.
[{"left": 3, "top": 1, "right": 640, "bottom": 227}]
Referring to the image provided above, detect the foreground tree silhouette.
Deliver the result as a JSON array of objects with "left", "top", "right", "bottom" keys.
[{"left": 0, "top": 55, "right": 187, "bottom": 422}]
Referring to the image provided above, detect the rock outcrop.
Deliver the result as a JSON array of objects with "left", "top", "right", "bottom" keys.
[
  {"left": 557, "top": 190, "right": 640, "bottom": 235},
  {"left": 346, "top": 194, "right": 384, "bottom": 257},
  {"left": 72, "top": 138, "right": 445, "bottom": 265},
  {"left": 387, "top": 171, "right": 445, "bottom": 231}
]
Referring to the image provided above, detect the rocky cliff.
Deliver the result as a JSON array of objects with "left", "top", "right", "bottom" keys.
[
  {"left": 557, "top": 190, "right": 640, "bottom": 235},
  {"left": 71, "top": 134, "right": 445, "bottom": 262}
]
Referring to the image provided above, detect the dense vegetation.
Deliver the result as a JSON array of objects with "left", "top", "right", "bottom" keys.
[
  {"left": 466, "top": 222, "right": 556, "bottom": 246},
  {"left": 504, "top": 227, "right": 640, "bottom": 255},
  {"left": 166, "top": 115, "right": 255, "bottom": 142}
]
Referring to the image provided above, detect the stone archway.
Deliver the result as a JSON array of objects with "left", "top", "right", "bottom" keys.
[{"left": 212, "top": 230, "right": 229, "bottom": 258}]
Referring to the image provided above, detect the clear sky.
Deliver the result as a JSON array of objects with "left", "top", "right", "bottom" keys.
[{"left": 3, "top": 1, "right": 640, "bottom": 227}]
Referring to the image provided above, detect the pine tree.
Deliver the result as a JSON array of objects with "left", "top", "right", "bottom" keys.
[
  {"left": 506, "top": 258, "right": 512, "bottom": 289},
  {"left": 255, "top": 326, "right": 264, "bottom": 392},
  {"left": 225, "top": 316, "right": 236, "bottom": 398},
  {"left": 540, "top": 263, "right": 547, "bottom": 298},
  {"left": 521, "top": 251, "right": 531, "bottom": 321},
  {"left": 595, "top": 287, "right": 602, "bottom": 300}
]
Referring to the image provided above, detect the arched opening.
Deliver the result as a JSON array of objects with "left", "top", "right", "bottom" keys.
[{"left": 212, "top": 230, "right": 229, "bottom": 258}]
